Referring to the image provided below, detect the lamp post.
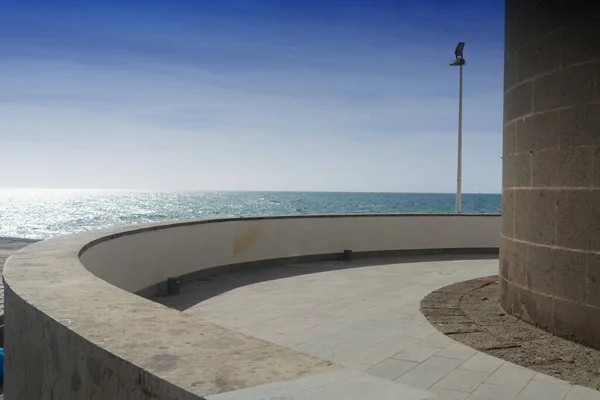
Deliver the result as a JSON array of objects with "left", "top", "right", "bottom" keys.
[{"left": 450, "top": 42, "right": 465, "bottom": 214}]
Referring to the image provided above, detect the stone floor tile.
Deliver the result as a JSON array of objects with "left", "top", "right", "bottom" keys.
[
  {"left": 515, "top": 381, "right": 571, "bottom": 400},
  {"left": 431, "top": 386, "right": 470, "bottom": 399},
  {"left": 531, "top": 372, "right": 571, "bottom": 386},
  {"left": 366, "top": 358, "right": 419, "bottom": 380},
  {"left": 298, "top": 313, "right": 337, "bottom": 325},
  {"left": 205, "top": 369, "right": 360, "bottom": 400},
  {"left": 392, "top": 322, "right": 437, "bottom": 340},
  {"left": 236, "top": 322, "right": 275, "bottom": 335},
  {"left": 458, "top": 352, "right": 505, "bottom": 374},
  {"left": 368, "top": 311, "right": 406, "bottom": 323},
  {"left": 418, "top": 332, "right": 458, "bottom": 349},
  {"left": 294, "top": 336, "right": 347, "bottom": 356},
  {"left": 565, "top": 386, "right": 600, "bottom": 400},
  {"left": 391, "top": 344, "right": 442, "bottom": 363},
  {"left": 395, "top": 356, "right": 463, "bottom": 390},
  {"left": 347, "top": 339, "right": 412, "bottom": 366},
  {"left": 296, "top": 374, "right": 434, "bottom": 400},
  {"left": 270, "top": 322, "right": 321, "bottom": 335},
  {"left": 435, "top": 342, "right": 478, "bottom": 361},
  {"left": 484, "top": 364, "right": 536, "bottom": 391},
  {"left": 338, "top": 361, "right": 371, "bottom": 372},
  {"left": 330, "top": 335, "right": 383, "bottom": 355},
  {"left": 466, "top": 383, "right": 521, "bottom": 400},
  {"left": 335, "top": 312, "right": 372, "bottom": 324},
  {"left": 434, "top": 369, "right": 490, "bottom": 393},
  {"left": 256, "top": 331, "right": 311, "bottom": 348}
]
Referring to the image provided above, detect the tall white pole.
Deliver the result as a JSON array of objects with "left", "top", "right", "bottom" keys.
[{"left": 456, "top": 63, "right": 463, "bottom": 214}]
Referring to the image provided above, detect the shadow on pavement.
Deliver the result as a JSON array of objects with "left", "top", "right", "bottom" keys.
[{"left": 152, "top": 253, "right": 497, "bottom": 311}]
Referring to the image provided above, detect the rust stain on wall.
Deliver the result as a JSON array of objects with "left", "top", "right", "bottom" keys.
[{"left": 233, "top": 225, "right": 261, "bottom": 255}]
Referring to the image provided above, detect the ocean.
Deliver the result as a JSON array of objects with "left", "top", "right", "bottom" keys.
[{"left": 0, "top": 189, "right": 501, "bottom": 240}]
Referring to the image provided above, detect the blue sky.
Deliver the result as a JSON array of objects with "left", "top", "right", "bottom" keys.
[{"left": 1, "top": 0, "right": 504, "bottom": 193}]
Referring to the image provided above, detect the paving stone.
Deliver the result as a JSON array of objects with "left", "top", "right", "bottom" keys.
[
  {"left": 565, "top": 386, "right": 600, "bottom": 400},
  {"left": 466, "top": 383, "right": 521, "bottom": 400},
  {"left": 531, "top": 372, "right": 571, "bottom": 386},
  {"left": 516, "top": 381, "right": 571, "bottom": 400},
  {"left": 459, "top": 352, "right": 505, "bottom": 374},
  {"left": 396, "top": 356, "right": 464, "bottom": 390},
  {"left": 431, "top": 387, "right": 470, "bottom": 399},
  {"left": 434, "top": 369, "right": 491, "bottom": 393},
  {"left": 366, "top": 358, "right": 419, "bottom": 380},
  {"left": 485, "top": 364, "right": 536, "bottom": 390},
  {"left": 436, "top": 343, "right": 479, "bottom": 361},
  {"left": 418, "top": 332, "right": 458, "bottom": 349},
  {"left": 207, "top": 368, "right": 434, "bottom": 400},
  {"left": 392, "top": 344, "right": 442, "bottom": 363}
]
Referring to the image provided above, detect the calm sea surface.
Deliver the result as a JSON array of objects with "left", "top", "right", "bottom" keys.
[{"left": 0, "top": 189, "right": 501, "bottom": 240}]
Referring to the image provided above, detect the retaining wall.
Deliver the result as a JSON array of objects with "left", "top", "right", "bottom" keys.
[{"left": 3, "top": 214, "right": 500, "bottom": 399}]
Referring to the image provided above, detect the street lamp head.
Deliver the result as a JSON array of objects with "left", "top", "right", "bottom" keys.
[
  {"left": 449, "top": 58, "right": 466, "bottom": 66},
  {"left": 455, "top": 42, "right": 465, "bottom": 59},
  {"left": 450, "top": 42, "right": 466, "bottom": 66}
]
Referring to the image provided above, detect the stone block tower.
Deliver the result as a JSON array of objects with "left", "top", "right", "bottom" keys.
[{"left": 501, "top": 0, "right": 600, "bottom": 347}]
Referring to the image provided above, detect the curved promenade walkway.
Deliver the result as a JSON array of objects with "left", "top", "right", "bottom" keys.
[{"left": 157, "top": 255, "right": 600, "bottom": 400}]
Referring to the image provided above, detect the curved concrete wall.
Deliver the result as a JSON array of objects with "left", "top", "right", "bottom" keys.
[
  {"left": 4, "top": 214, "right": 500, "bottom": 399},
  {"left": 80, "top": 215, "right": 501, "bottom": 294},
  {"left": 501, "top": 0, "right": 600, "bottom": 348}
]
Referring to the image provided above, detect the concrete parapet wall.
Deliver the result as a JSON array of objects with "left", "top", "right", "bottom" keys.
[
  {"left": 3, "top": 214, "right": 500, "bottom": 399},
  {"left": 80, "top": 215, "right": 501, "bottom": 294}
]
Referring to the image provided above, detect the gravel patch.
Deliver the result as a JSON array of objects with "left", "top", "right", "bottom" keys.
[{"left": 421, "top": 275, "right": 600, "bottom": 391}]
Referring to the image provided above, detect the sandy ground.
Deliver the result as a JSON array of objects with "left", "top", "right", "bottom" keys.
[
  {"left": 421, "top": 275, "right": 600, "bottom": 391},
  {"left": 0, "top": 238, "right": 38, "bottom": 315}
]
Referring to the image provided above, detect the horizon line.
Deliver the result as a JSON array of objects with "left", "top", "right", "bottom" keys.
[{"left": 0, "top": 187, "right": 501, "bottom": 195}]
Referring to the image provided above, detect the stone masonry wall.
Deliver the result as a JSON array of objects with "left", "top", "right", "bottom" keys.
[{"left": 501, "top": 0, "right": 600, "bottom": 347}]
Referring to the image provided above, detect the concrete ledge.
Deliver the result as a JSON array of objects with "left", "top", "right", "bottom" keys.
[{"left": 3, "top": 214, "right": 501, "bottom": 399}]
